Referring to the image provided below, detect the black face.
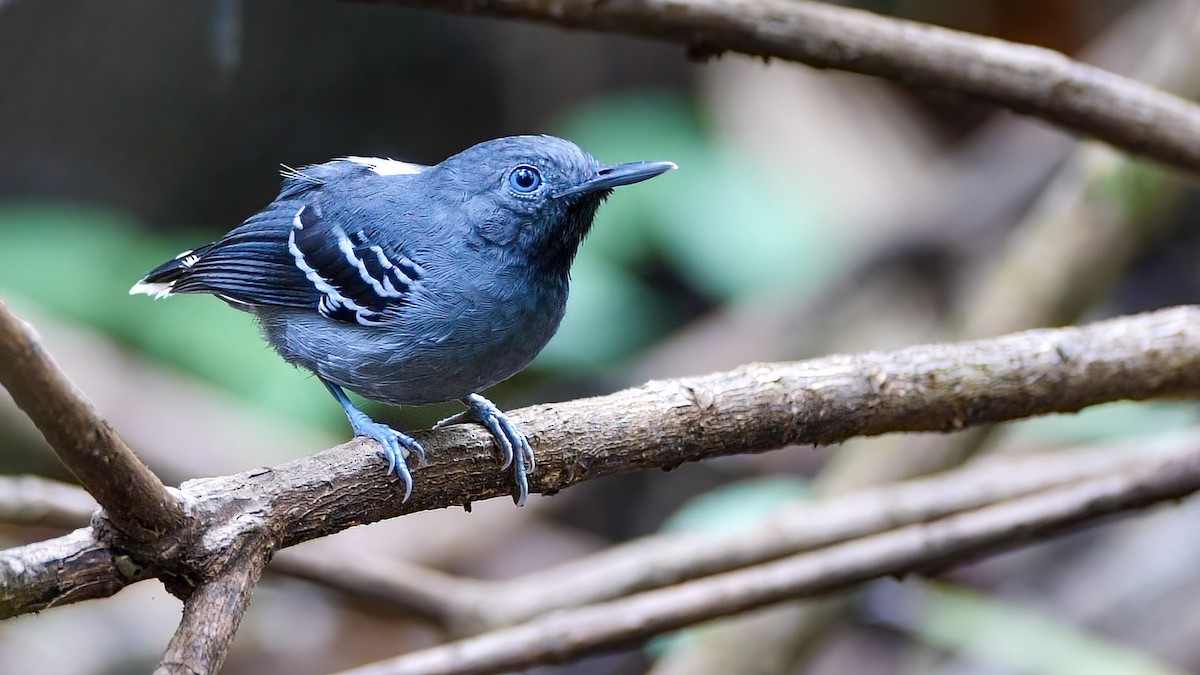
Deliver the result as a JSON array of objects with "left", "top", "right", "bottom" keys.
[{"left": 441, "top": 135, "right": 674, "bottom": 274}]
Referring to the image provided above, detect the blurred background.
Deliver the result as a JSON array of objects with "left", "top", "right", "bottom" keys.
[{"left": 2, "top": 0, "right": 1200, "bottom": 673}]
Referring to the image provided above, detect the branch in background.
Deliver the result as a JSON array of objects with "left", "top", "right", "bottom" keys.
[
  {"left": 3, "top": 305, "right": 1199, "bottom": 620},
  {"left": 0, "top": 475, "right": 96, "bottom": 529},
  {"left": 475, "top": 436, "right": 1198, "bottom": 627},
  {"left": 8, "top": 433, "right": 1191, "bottom": 632},
  {"left": 0, "top": 300, "right": 183, "bottom": 538},
  {"left": 334, "top": 447, "right": 1200, "bottom": 675},
  {"left": 268, "top": 433, "right": 1197, "bottom": 631},
  {"left": 271, "top": 546, "right": 484, "bottom": 628},
  {"left": 367, "top": 0, "right": 1200, "bottom": 174},
  {"left": 156, "top": 538, "right": 272, "bottom": 675}
]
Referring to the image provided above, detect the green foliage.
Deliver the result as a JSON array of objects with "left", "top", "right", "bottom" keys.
[{"left": 1092, "top": 158, "right": 1176, "bottom": 230}]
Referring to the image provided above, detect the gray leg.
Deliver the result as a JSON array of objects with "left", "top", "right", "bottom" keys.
[
  {"left": 438, "top": 393, "right": 535, "bottom": 506},
  {"left": 323, "top": 379, "right": 425, "bottom": 501}
]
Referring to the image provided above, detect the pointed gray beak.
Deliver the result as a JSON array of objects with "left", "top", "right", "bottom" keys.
[{"left": 558, "top": 160, "right": 677, "bottom": 197}]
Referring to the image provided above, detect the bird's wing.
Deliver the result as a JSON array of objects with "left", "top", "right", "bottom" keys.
[
  {"left": 138, "top": 199, "right": 424, "bottom": 327},
  {"left": 284, "top": 202, "right": 425, "bottom": 325}
]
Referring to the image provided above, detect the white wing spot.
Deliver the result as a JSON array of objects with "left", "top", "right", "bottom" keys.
[{"left": 341, "top": 156, "right": 425, "bottom": 176}]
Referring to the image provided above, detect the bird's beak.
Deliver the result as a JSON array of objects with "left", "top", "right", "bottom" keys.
[{"left": 558, "top": 160, "right": 677, "bottom": 197}]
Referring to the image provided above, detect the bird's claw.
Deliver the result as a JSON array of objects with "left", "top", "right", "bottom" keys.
[
  {"left": 351, "top": 418, "right": 425, "bottom": 502},
  {"left": 460, "top": 394, "right": 536, "bottom": 506}
]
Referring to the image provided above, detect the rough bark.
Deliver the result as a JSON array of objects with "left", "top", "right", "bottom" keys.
[{"left": 3, "top": 306, "right": 1198, "bottom": 620}]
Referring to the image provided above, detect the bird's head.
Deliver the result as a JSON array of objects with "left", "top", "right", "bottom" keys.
[{"left": 435, "top": 135, "right": 675, "bottom": 274}]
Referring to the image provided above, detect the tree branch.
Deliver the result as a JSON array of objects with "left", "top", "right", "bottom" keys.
[
  {"left": 4, "top": 306, "right": 1199, "bottom": 619},
  {"left": 0, "top": 300, "right": 183, "bottom": 538},
  {"left": 156, "top": 538, "right": 272, "bottom": 675},
  {"left": 335, "top": 447, "right": 1200, "bottom": 675},
  {"left": 0, "top": 527, "right": 147, "bottom": 617},
  {"left": 267, "top": 434, "right": 1189, "bottom": 630},
  {"left": 477, "top": 435, "right": 1197, "bottom": 628},
  {"left": 364, "top": 0, "right": 1200, "bottom": 174},
  {"left": 11, "top": 434, "right": 1187, "bottom": 633},
  {"left": 197, "top": 305, "right": 1200, "bottom": 549},
  {"left": 270, "top": 545, "right": 485, "bottom": 628}
]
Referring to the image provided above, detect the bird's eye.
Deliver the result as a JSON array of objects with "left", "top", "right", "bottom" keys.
[{"left": 509, "top": 165, "right": 542, "bottom": 193}]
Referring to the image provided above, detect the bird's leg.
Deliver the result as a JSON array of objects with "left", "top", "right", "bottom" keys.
[
  {"left": 322, "top": 379, "right": 425, "bottom": 502},
  {"left": 438, "top": 393, "right": 535, "bottom": 506}
]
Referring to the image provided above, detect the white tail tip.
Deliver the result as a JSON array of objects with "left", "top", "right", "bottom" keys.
[{"left": 129, "top": 280, "right": 174, "bottom": 299}]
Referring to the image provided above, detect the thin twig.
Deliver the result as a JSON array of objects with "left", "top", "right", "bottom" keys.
[
  {"left": 632, "top": 0, "right": 1189, "bottom": 382},
  {"left": 336, "top": 447, "right": 1200, "bottom": 675},
  {"left": 270, "top": 546, "right": 485, "bottom": 627},
  {"left": 0, "top": 299, "right": 183, "bottom": 538},
  {"left": 367, "top": 0, "right": 1200, "bottom": 174}
]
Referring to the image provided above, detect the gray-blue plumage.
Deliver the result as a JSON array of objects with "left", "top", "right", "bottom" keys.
[{"left": 132, "top": 135, "right": 675, "bottom": 505}]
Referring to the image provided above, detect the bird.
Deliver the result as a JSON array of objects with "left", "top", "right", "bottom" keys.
[{"left": 131, "top": 135, "right": 675, "bottom": 506}]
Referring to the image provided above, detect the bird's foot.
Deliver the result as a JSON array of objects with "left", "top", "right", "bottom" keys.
[
  {"left": 442, "top": 394, "right": 535, "bottom": 506},
  {"left": 350, "top": 416, "right": 425, "bottom": 502}
]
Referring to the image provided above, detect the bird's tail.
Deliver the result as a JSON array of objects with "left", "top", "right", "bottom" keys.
[{"left": 129, "top": 244, "right": 216, "bottom": 298}]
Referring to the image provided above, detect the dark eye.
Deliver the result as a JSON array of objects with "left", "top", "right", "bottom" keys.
[{"left": 509, "top": 165, "right": 542, "bottom": 193}]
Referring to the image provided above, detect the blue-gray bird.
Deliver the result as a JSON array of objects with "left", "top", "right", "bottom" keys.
[{"left": 131, "top": 135, "right": 675, "bottom": 505}]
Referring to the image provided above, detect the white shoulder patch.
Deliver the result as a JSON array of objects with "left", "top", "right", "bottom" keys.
[{"left": 341, "top": 156, "right": 426, "bottom": 176}]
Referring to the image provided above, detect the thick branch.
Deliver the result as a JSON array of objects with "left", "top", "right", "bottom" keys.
[
  {"left": 0, "top": 300, "right": 183, "bottom": 537},
  {"left": 5, "top": 306, "right": 1200, "bottom": 618},
  {"left": 337, "top": 449, "right": 1200, "bottom": 675},
  {"left": 204, "top": 305, "right": 1200, "bottom": 551},
  {"left": 367, "top": 0, "right": 1200, "bottom": 174},
  {"left": 156, "top": 538, "right": 272, "bottom": 675},
  {"left": 0, "top": 527, "right": 145, "bottom": 616}
]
